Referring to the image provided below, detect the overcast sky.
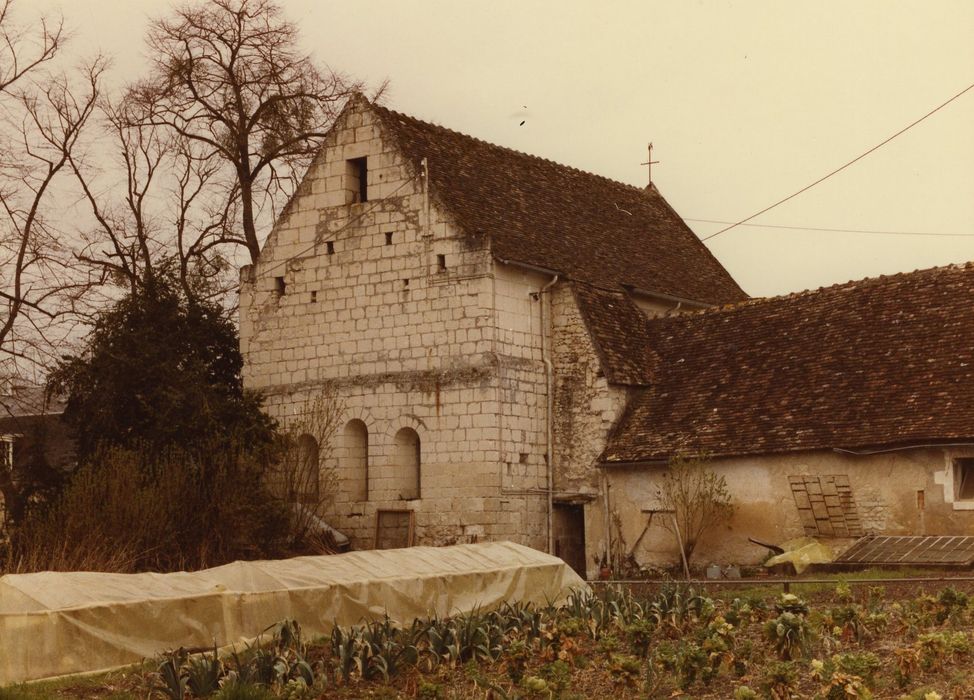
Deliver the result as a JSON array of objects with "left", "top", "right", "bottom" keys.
[{"left": 30, "top": 0, "right": 974, "bottom": 297}]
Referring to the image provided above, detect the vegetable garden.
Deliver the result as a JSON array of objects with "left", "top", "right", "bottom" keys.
[{"left": 6, "top": 580, "right": 974, "bottom": 699}]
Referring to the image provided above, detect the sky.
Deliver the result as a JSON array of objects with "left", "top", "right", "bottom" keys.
[{"left": 27, "top": 0, "right": 974, "bottom": 297}]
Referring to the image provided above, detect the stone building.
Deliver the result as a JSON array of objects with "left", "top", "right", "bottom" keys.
[
  {"left": 240, "top": 95, "right": 974, "bottom": 578},
  {"left": 239, "top": 95, "right": 743, "bottom": 577}
]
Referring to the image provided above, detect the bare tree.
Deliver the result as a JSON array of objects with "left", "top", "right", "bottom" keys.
[
  {"left": 0, "top": 1, "right": 104, "bottom": 379},
  {"left": 126, "top": 0, "right": 372, "bottom": 264},
  {"left": 0, "top": 0, "right": 61, "bottom": 94},
  {"left": 657, "top": 454, "right": 735, "bottom": 565},
  {"left": 69, "top": 99, "right": 240, "bottom": 302},
  {"left": 270, "top": 388, "right": 343, "bottom": 551}
]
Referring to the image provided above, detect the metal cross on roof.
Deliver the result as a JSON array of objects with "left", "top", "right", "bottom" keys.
[{"left": 641, "top": 142, "right": 659, "bottom": 186}]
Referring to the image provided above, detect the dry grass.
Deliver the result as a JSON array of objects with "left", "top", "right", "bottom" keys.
[{"left": 2, "top": 444, "right": 289, "bottom": 574}]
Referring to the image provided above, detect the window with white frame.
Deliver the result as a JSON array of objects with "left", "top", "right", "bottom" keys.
[
  {"left": 0, "top": 435, "right": 13, "bottom": 470},
  {"left": 954, "top": 458, "right": 974, "bottom": 501}
]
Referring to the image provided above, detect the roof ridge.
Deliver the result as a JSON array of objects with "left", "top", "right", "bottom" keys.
[
  {"left": 362, "top": 97, "right": 748, "bottom": 306},
  {"left": 662, "top": 259, "right": 974, "bottom": 321},
  {"left": 370, "top": 101, "right": 649, "bottom": 195}
]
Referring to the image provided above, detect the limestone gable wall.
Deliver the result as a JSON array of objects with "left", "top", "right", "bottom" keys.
[{"left": 239, "top": 103, "right": 547, "bottom": 550}]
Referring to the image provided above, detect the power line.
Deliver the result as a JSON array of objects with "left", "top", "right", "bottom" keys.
[
  {"left": 687, "top": 218, "right": 974, "bottom": 238},
  {"left": 259, "top": 174, "right": 420, "bottom": 278},
  {"left": 702, "top": 79, "right": 974, "bottom": 242}
]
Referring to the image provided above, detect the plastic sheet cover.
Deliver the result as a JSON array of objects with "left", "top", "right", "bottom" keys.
[
  {"left": 0, "top": 541, "right": 587, "bottom": 684},
  {"left": 764, "top": 537, "right": 835, "bottom": 574}
]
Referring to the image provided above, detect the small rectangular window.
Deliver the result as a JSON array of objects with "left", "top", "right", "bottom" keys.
[
  {"left": 310, "top": 290, "right": 317, "bottom": 303},
  {"left": 955, "top": 458, "right": 974, "bottom": 500},
  {"left": 402, "top": 278, "right": 410, "bottom": 289},
  {"left": 346, "top": 157, "right": 368, "bottom": 203},
  {"left": 274, "top": 276, "right": 286, "bottom": 296},
  {"left": 326, "top": 241, "right": 335, "bottom": 255},
  {"left": 385, "top": 231, "right": 393, "bottom": 245},
  {"left": 0, "top": 436, "right": 13, "bottom": 470},
  {"left": 436, "top": 254, "right": 447, "bottom": 272}
]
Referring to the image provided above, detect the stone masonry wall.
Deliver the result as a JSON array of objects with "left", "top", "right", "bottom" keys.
[
  {"left": 548, "top": 284, "right": 631, "bottom": 577},
  {"left": 239, "top": 102, "right": 547, "bottom": 550}
]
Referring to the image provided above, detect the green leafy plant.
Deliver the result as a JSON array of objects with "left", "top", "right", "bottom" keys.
[
  {"left": 596, "top": 633, "right": 621, "bottom": 656},
  {"left": 834, "top": 580, "right": 853, "bottom": 604},
  {"left": 725, "top": 598, "right": 755, "bottom": 628},
  {"left": 153, "top": 652, "right": 189, "bottom": 700},
  {"left": 608, "top": 653, "right": 642, "bottom": 687},
  {"left": 539, "top": 660, "right": 572, "bottom": 693},
  {"left": 822, "top": 671, "right": 873, "bottom": 700},
  {"left": 624, "top": 618, "right": 655, "bottom": 657},
  {"left": 765, "top": 612, "right": 810, "bottom": 660},
  {"left": 185, "top": 647, "right": 223, "bottom": 697},
  {"left": 916, "top": 631, "right": 970, "bottom": 671},
  {"left": 674, "top": 642, "right": 709, "bottom": 688},
  {"left": 936, "top": 587, "right": 970, "bottom": 623},
  {"left": 774, "top": 593, "right": 810, "bottom": 617},
  {"left": 211, "top": 684, "right": 275, "bottom": 700},
  {"left": 761, "top": 660, "right": 800, "bottom": 700},
  {"left": 417, "top": 680, "right": 443, "bottom": 699},
  {"left": 833, "top": 651, "right": 881, "bottom": 686}
]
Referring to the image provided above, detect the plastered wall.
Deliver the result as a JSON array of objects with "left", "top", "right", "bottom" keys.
[{"left": 604, "top": 448, "right": 974, "bottom": 570}]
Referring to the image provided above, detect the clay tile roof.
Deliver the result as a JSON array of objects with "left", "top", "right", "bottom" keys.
[
  {"left": 0, "top": 383, "right": 65, "bottom": 418},
  {"left": 571, "top": 282, "right": 658, "bottom": 385},
  {"left": 369, "top": 102, "right": 747, "bottom": 306},
  {"left": 603, "top": 263, "right": 974, "bottom": 463}
]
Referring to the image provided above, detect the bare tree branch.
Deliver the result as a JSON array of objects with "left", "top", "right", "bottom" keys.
[
  {"left": 126, "top": 0, "right": 369, "bottom": 264},
  {"left": 0, "top": 0, "right": 62, "bottom": 95},
  {"left": 0, "top": 1, "right": 104, "bottom": 378}
]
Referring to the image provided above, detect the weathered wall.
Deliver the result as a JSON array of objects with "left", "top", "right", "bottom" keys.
[
  {"left": 546, "top": 284, "right": 630, "bottom": 577},
  {"left": 239, "top": 102, "right": 547, "bottom": 550},
  {"left": 604, "top": 447, "right": 974, "bottom": 570},
  {"left": 492, "top": 264, "right": 550, "bottom": 520}
]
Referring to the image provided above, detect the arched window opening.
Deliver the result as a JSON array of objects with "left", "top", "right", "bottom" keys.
[
  {"left": 344, "top": 419, "right": 369, "bottom": 501},
  {"left": 394, "top": 427, "right": 421, "bottom": 500},
  {"left": 292, "top": 433, "right": 320, "bottom": 505}
]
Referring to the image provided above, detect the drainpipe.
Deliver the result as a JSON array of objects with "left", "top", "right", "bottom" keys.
[
  {"left": 539, "top": 274, "right": 559, "bottom": 554},
  {"left": 421, "top": 157, "right": 431, "bottom": 282}
]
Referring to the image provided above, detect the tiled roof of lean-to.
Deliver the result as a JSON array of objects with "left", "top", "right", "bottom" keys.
[
  {"left": 571, "top": 282, "right": 658, "bottom": 385},
  {"left": 369, "top": 102, "right": 746, "bottom": 306},
  {"left": 603, "top": 263, "right": 974, "bottom": 463}
]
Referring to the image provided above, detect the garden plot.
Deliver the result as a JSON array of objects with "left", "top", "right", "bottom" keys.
[{"left": 0, "top": 541, "right": 585, "bottom": 684}]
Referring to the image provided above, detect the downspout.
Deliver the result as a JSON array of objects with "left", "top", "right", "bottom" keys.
[
  {"left": 539, "top": 274, "right": 559, "bottom": 554},
  {"left": 421, "top": 157, "right": 431, "bottom": 282}
]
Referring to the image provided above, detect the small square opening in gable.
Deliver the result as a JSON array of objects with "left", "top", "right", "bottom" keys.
[{"left": 345, "top": 157, "right": 368, "bottom": 203}]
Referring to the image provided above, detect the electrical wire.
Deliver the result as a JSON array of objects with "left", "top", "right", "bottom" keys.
[
  {"left": 259, "top": 173, "right": 420, "bottom": 278},
  {"left": 686, "top": 218, "right": 974, "bottom": 238},
  {"left": 702, "top": 79, "right": 974, "bottom": 242}
]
